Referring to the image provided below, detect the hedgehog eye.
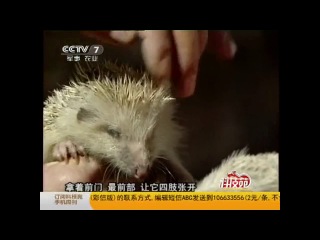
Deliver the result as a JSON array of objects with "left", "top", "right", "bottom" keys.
[
  {"left": 77, "top": 108, "right": 98, "bottom": 122},
  {"left": 106, "top": 128, "right": 121, "bottom": 139}
]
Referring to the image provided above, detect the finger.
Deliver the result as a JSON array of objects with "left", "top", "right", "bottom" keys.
[
  {"left": 198, "top": 30, "right": 209, "bottom": 54},
  {"left": 138, "top": 30, "right": 172, "bottom": 83},
  {"left": 172, "top": 30, "right": 200, "bottom": 98},
  {"left": 109, "top": 31, "right": 138, "bottom": 44},
  {"left": 81, "top": 31, "right": 120, "bottom": 45},
  {"left": 206, "top": 31, "right": 237, "bottom": 60},
  {"left": 81, "top": 31, "right": 138, "bottom": 45}
]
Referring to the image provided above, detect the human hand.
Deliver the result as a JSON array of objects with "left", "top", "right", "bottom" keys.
[
  {"left": 82, "top": 30, "right": 237, "bottom": 98},
  {"left": 43, "top": 157, "right": 102, "bottom": 192}
]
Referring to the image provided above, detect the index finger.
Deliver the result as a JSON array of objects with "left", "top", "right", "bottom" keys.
[
  {"left": 138, "top": 30, "right": 173, "bottom": 83},
  {"left": 171, "top": 30, "right": 201, "bottom": 98}
]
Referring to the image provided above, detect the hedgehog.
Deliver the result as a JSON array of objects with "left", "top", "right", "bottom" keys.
[
  {"left": 43, "top": 61, "right": 194, "bottom": 183},
  {"left": 195, "top": 148, "right": 279, "bottom": 192}
]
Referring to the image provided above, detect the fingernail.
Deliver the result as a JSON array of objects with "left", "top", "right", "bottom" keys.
[
  {"left": 154, "top": 52, "right": 172, "bottom": 85},
  {"left": 228, "top": 40, "right": 237, "bottom": 58},
  {"left": 223, "top": 32, "right": 237, "bottom": 59},
  {"left": 186, "top": 74, "right": 196, "bottom": 96},
  {"left": 178, "top": 74, "right": 196, "bottom": 98}
]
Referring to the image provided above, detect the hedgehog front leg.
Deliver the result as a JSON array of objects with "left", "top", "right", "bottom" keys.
[{"left": 52, "top": 140, "right": 86, "bottom": 164}]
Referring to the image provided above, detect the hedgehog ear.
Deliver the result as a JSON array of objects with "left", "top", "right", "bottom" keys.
[{"left": 77, "top": 108, "right": 98, "bottom": 123}]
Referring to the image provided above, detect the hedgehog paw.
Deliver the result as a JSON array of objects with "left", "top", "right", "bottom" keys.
[{"left": 53, "top": 140, "right": 86, "bottom": 164}]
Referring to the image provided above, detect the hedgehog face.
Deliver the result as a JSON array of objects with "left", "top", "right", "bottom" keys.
[
  {"left": 44, "top": 63, "right": 185, "bottom": 181},
  {"left": 75, "top": 100, "right": 179, "bottom": 180}
]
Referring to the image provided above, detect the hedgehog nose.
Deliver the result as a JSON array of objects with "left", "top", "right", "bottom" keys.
[{"left": 134, "top": 166, "right": 149, "bottom": 180}]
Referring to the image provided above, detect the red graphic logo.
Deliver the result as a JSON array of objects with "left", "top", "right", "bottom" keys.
[{"left": 220, "top": 171, "right": 251, "bottom": 189}]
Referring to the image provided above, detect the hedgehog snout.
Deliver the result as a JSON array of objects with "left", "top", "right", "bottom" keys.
[
  {"left": 127, "top": 142, "right": 151, "bottom": 180},
  {"left": 134, "top": 164, "right": 150, "bottom": 180}
]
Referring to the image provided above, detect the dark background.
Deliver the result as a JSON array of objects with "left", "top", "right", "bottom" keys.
[{"left": 43, "top": 30, "right": 279, "bottom": 180}]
